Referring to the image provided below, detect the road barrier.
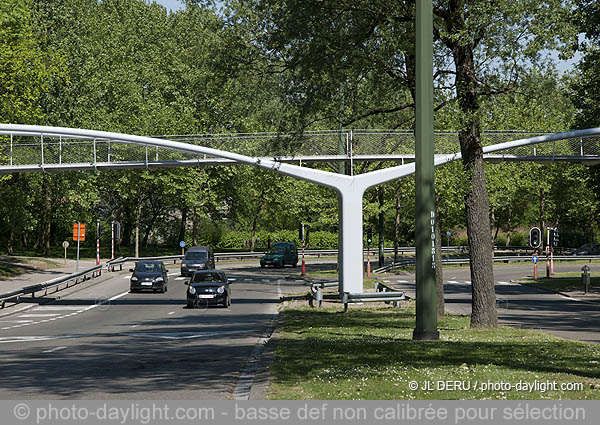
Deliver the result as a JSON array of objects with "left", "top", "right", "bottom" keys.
[
  {"left": 373, "top": 254, "right": 600, "bottom": 274},
  {"left": 0, "top": 264, "right": 103, "bottom": 309}
]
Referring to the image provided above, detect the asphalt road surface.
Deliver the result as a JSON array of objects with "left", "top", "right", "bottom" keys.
[
  {"left": 383, "top": 262, "right": 600, "bottom": 343},
  {"left": 0, "top": 259, "right": 597, "bottom": 400},
  {"left": 0, "top": 263, "right": 307, "bottom": 399}
]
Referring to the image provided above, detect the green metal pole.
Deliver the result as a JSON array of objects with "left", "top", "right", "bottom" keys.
[{"left": 413, "top": 0, "right": 439, "bottom": 341}]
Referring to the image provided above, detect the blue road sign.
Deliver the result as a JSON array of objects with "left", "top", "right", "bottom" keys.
[
  {"left": 179, "top": 241, "right": 185, "bottom": 248},
  {"left": 532, "top": 255, "right": 538, "bottom": 264}
]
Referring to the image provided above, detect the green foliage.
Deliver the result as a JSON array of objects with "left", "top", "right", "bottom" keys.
[{"left": 0, "top": 0, "right": 51, "bottom": 124}]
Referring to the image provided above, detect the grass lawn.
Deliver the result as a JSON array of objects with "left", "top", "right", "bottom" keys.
[
  {"left": 0, "top": 257, "right": 62, "bottom": 280},
  {"left": 519, "top": 272, "right": 600, "bottom": 292},
  {"left": 268, "top": 305, "right": 600, "bottom": 399}
]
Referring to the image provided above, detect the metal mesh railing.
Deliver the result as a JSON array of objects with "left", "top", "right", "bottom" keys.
[{"left": 2, "top": 130, "right": 600, "bottom": 172}]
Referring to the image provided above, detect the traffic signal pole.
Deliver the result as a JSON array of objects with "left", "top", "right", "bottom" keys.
[{"left": 413, "top": 0, "right": 439, "bottom": 341}]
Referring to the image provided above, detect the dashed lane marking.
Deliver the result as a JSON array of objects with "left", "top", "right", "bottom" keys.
[
  {"left": 18, "top": 314, "right": 62, "bottom": 318},
  {"left": 42, "top": 346, "right": 67, "bottom": 353}
]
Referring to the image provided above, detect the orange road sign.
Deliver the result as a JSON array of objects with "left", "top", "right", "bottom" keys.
[{"left": 73, "top": 223, "right": 86, "bottom": 241}]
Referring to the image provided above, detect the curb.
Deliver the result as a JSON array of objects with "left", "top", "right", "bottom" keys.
[{"left": 509, "top": 279, "right": 600, "bottom": 305}]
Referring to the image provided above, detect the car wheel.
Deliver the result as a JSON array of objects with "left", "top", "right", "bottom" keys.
[
  {"left": 186, "top": 302, "right": 193, "bottom": 308},
  {"left": 260, "top": 263, "right": 265, "bottom": 268},
  {"left": 130, "top": 288, "right": 137, "bottom": 293},
  {"left": 292, "top": 262, "right": 297, "bottom": 267}
]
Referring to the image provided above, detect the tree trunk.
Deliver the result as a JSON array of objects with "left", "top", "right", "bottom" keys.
[
  {"left": 192, "top": 208, "right": 199, "bottom": 246},
  {"left": 451, "top": 27, "right": 497, "bottom": 328},
  {"left": 40, "top": 175, "right": 52, "bottom": 256},
  {"left": 250, "top": 190, "right": 266, "bottom": 252},
  {"left": 121, "top": 204, "right": 133, "bottom": 247},
  {"left": 178, "top": 208, "right": 188, "bottom": 243},
  {"left": 7, "top": 229, "right": 14, "bottom": 256}
]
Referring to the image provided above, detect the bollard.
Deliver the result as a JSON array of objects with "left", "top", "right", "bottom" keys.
[
  {"left": 315, "top": 286, "right": 323, "bottom": 307},
  {"left": 582, "top": 265, "right": 591, "bottom": 294}
]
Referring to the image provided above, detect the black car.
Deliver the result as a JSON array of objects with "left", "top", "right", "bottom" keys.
[
  {"left": 185, "top": 270, "right": 231, "bottom": 308},
  {"left": 130, "top": 261, "right": 168, "bottom": 293},
  {"left": 180, "top": 247, "right": 215, "bottom": 276}
]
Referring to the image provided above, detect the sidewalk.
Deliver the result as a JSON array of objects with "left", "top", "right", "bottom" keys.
[{"left": 0, "top": 257, "right": 98, "bottom": 295}]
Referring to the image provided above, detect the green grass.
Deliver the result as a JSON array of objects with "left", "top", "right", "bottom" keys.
[
  {"left": 268, "top": 305, "right": 600, "bottom": 399},
  {"left": 0, "top": 257, "right": 62, "bottom": 279},
  {"left": 519, "top": 272, "right": 600, "bottom": 292}
]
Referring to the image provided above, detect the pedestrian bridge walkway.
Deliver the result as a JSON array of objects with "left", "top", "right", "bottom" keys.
[
  {"left": 1, "top": 124, "right": 600, "bottom": 295},
  {"left": 1, "top": 129, "right": 599, "bottom": 174}
]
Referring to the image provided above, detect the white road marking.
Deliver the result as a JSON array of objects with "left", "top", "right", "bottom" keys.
[
  {"left": 396, "top": 280, "right": 410, "bottom": 283},
  {"left": 175, "top": 277, "right": 186, "bottom": 281},
  {"left": 42, "top": 346, "right": 67, "bottom": 353},
  {"left": 168, "top": 312, "right": 175, "bottom": 315},
  {"left": 18, "top": 314, "right": 61, "bottom": 318},
  {"left": 167, "top": 272, "right": 179, "bottom": 276},
  {"left": 0, "top": 335, "right": 85, "bottom": 344},
  {"left": 448, "top": 280, "right": 459, "bottom": 284},
  {"left": 0, "top": 320, "right": 34, "bottom": 323},
  {"left": 130, "top": 325, "right": 139, "bottom": 328},
  {"left": 35, "top": 306, "right": 84, "bottom": 311}
]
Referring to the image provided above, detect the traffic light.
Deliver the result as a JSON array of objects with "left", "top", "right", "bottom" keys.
[
  {"left": 529, "top": 227, "right": 542, "bottom": 249},
  {"left": 552, "top": 228, "right": 559, "bottom": 247},
  {"left": 366, "top": 226, "right": 373, "bottom": 244}
]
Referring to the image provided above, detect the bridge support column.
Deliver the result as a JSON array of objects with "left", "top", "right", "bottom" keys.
[{"left": 338, "top": 187, "right": 365, "bottom": 295}]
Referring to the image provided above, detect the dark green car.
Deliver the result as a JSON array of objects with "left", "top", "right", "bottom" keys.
[{"left": 260, "top": 242, "right": 298, "bottom": 268}]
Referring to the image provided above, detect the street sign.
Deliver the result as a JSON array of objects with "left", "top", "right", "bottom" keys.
[
  {"left": 62, "top": 241, "right": 69, "bottom": 249},
  {"left": 73, "top": 223, "right": 86, "bottom": 241},
  {"left": 532, "top": 255, "right": 538, "bottom": 264},
  {"left": 180, "top": 241, "right": 185, "bottom": 248}
]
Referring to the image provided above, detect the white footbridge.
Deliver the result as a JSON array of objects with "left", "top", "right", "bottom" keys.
[{"left": 2, "top": 124, "right": 600, "bottom": 294}]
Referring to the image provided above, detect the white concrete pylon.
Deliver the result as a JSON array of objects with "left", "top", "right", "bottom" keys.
[{"left": 3, "top": 124, "right": 600, "bottom": 296}]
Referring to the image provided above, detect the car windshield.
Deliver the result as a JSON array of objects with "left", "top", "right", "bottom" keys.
[
  {"left": 185, "top": 251, "right": 208, "bottom": 261},
  {"left": 268, "top": 249, "right": 285, "bottom": 255},
  {"left": 192, "top": 273, "right": 225, "bottom": 283},
  {"left": 135, "top": 262, "right": 161, "bottom": 272}
]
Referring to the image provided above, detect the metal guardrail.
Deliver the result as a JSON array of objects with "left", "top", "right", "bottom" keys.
[
  {"left": 0, "top": 264, "right": 103, "bottom": 309},
  {"left": 305, "top": 279, "right": 406, "bottom": 309},
  {"left": 373, "top": 254, "right": 600, "bottom": 274}
]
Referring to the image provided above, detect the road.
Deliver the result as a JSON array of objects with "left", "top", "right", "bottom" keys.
[
  {"left": 383, "top": 262, "right": 600, "bottom": 343},
  {"left": 0, "top": 259, "right": 597, "bottom": 400},
  {"left": 0, "top": 263, "right": 307, "bottom": 399}
]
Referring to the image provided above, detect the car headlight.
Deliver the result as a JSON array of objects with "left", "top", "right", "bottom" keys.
[
  {"left": 155, "top": 277, "right": 164, "bottom": 282},
  {"left": 188, "top": 286, "right": 196, "bottom": 295},
  {"left": 217, "top": 286, "right": 225, "bottom": 294},
  {"left": 131, "top": 276, "right": 138, "bottom": 281}
]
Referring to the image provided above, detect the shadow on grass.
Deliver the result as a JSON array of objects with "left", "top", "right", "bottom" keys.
[{"left": 272, "top": 308, "right": 600, "bottom": 386}]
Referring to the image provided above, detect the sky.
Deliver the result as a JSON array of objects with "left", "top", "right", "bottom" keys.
[{"left": 153, "top": 0, "right": 184, "bottom": 12}]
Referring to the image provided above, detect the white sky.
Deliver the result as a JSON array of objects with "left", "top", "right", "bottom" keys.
[{"left": 152, "top": 0, "right": 184, "bottom": 12}]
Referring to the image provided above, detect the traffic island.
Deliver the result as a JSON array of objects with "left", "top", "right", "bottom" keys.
[{"left": 266, "top": 305, "right": 600, "bottom": 400}]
